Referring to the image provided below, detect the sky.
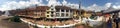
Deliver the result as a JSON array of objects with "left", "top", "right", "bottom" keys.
[{"left": 0, "top": 0, "right": 120, "bottom": 11}]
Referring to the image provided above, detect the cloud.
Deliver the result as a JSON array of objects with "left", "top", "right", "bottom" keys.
[
  {"left": 113, "top": 5, "right": 120, "bottom": 9},
  {"left": 46, "top": 0, "right": 49, "bottom": 2},
  {"left": 0, "top": 0, "right": 45, "bottom": 11},
  {"left": 67, "top": 3, "right": 79, "bottom": 9},
  {"left": 30, "top": 0, "right": 39, "bottom": 4},
  {"left": 46, "top": 0, "right": 79, "bottom": 9},
  {"left": 92, "top": 4, "right": 97, "bottom": 7},
  {"left": 0, "top": 1, "right": 31, "bottom": 11},
  {"left": 39, "top": 0, "right": 43, "bottom": 3},
  {"left": 47, "top": 0, "right": 61, "bottom": 6},
  {"left": 61, "top": 0, "right": 79, "bottom": 9},
  {"left": 84, "top": 4, "right": 103, "bottom": 12},
  {"left": 0, "top": 0, "right": 81, "bottom": 11},
  {"left": 112, "top": 2, "right": 120, "bottom": 9},
  {"left": 82, "top": 3, "right": 112, "bottom": 12},
  {"left": 62, "top": 0, "right": 67, "bottom": 5},
  {"left": 0, "top": 0, "right": 114, "bottom": 11},
  {"left": 105, "top": 3, "right": 112, "bottom": 8}
]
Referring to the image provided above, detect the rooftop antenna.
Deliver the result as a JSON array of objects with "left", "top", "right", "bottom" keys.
[
  {"left": 79, "top": 0, "right": 82, "bottom": 15},
  {"left": 79, "top": 0, "right": 82, "bottom": 20},
  {"left": 79, "top": 0, "right": 81, "bottom": 9}
]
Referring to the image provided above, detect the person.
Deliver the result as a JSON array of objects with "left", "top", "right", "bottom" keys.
[
  {"left": 113, "top": 13, "right": 120, "bottom": 28},
  {"left": 107, "top": 18, "right": 112, "bottom": 28},
  {"left": 114, "top": 18, "right": 119, "bottom": 28},
  {"left": 105, "top": 14, "right": 112, "bottom": 28}
]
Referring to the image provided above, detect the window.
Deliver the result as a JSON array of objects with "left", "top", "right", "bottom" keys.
[
  {"left": 47, "top": 15, "right": 49, "bottom": 17},
  {"left": 47, "top": 9, "right": 49, "bottom": 10},
  {"left": 34, "top": 14, "right": 37, "bottom": 16},
  {"left": 66, "top": 10, "right": 69, "bottom": 12},
  {"left": 47, "top": 12, "right": 49, "bottom": 14},
  {"left": 51, "top": 12, "right": 53, "bottom": 14},
  {"left": 41, "top": 13, "right": 44, "bottom": 16},
  {"left": 51, "top": 15, "right": 54, "bottom": 17},
  {"left": 61, "top": 13, "right": 64, "bottom": 17},
  {"left": 41, "top": 10, "right": 43, "bottom": 12},
  {"left": 70, "top": 10, "right": 72, "bottom": 12},
  {"left": 66, "top": 13, "right": 69, "bottom": 16},
  {"left": 51, "top": 9, "right": 54, "bottom": 10},
  {"left": 61, "top": 10, "right": 64, "bottom": 12},
  {"left": 56, "top": 9, "right": 59, "bottom": 12},
  {"left": 56, "top": 13, "right": 59, "bottom": 17}
]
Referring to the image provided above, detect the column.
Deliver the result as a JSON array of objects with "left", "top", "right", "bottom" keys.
[
  {"left": 69, "top": 10, "right": 70, "bottom": 17},
  {"left": 60, "top": 9, "right": 61, "bottom": 17},
  {"left": 65, "top": 10, "right": 66, "bottom": 17}
]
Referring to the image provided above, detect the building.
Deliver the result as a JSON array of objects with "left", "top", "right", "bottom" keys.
[
  {"left": 11, "top": 6, "right": 81, "bottom": 28},
  {"left": 12, "top": 6, "right": 80, "bottom": 19},
  {"left": 46, "top": 6, "right": 79, "bottom": 19}
]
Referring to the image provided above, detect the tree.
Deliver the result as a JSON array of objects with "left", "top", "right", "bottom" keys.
[{"left": 9, "top": 16, "right": 21, "bottom": 22}]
